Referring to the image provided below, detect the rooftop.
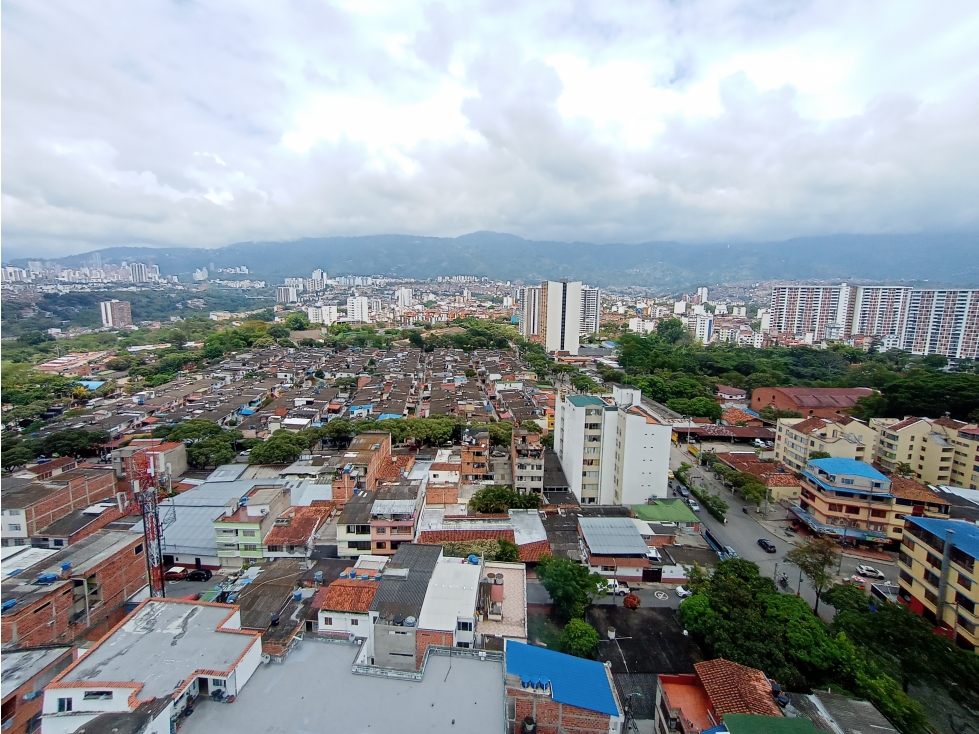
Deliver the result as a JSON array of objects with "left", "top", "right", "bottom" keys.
[
  {"left": 807, "top": 458, "right": 889, "bottom": 481},
  {"left": 179, "top": 639, "right": 503, "bottom": 734},
  {"left": 768, "top": 387, "right": 874, "bottom": 408},
  {"left": 1, "top": 646, "right": 73, "bottom": 693},
  {"left": 318, "top": 578, "right": 380, "bottom": 613},
  {"left": 695, "top": 658, "right": 782, "bottom": 718},
  {"left": 505, "top": 640, "right": 620, "bottom": 717},
  {"left": 905, "top": 516, "right": 979, "bottom": 560},
  {"left": 723, "top": 714, "right": 819, "bottom": 734},
  {"left": 567, "top": 395, "right": 606, "bottom": 407},
  {"left": 54, "top": 600, "right": 260, "bottom": 701},
  {"left": 370, "top": 543, "right": 442, "bottom": 621},
  {"left": 632, "top": 500, "right": 699, "bottom": 524},
  {"left": 660, "top": 675, "right": 715, "bottom": 731},
  {"left": 587, "top": 606, "right": 704, "bottom": 675},
  {"left": 417, "top": 557, "right": 482, "bottom": 631},
  {"left": 579, "top": 516, "right": 650, "bottom": 556}
]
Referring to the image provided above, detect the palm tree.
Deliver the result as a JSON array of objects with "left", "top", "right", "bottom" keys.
[{"left": 894, "top": 462, "right": 913, "bottom": 477}]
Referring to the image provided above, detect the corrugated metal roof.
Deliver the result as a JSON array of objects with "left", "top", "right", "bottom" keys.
[{"left": 578, "top": 517, "right": 649, "bottom": 556}]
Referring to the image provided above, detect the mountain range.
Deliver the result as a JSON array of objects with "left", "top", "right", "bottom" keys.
[{"left": 12, "top": 231, "right": 979, "bottom": 290}]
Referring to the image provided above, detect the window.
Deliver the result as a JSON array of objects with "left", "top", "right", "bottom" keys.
[
  {"left": 601, "top": 565, "right": 615, "bottom": 572},
  {"left": 958, "top": 573, "right": 972, "bottom": 591},
  {"left": 9, "top": 524, "right": 21, "bottom": 531},
  {"left": 241, "top": 544, "right": 258, "bottom": 552},
  {"left": 212, "top": 679, "right": 224, "bottom": 688},
  {"left": 923, "top": 569, "right": 940, "bottom": 588},
  {"left": 322, "top": 616, "right": 333, "bottom": 625},
  {"left": 870, "top": 509, "right": 887, "bottom": 518},
  {"left": 241, "top": 530, "right": 257, "bottom": 537},
  {"left": 135, "top": 543, "right": 144, "bottom": 555},
  {"left": 350, "top": 618, "right": 358, "bottom": 626},
  {"left": 53, "top": 539, "right": 65, "bottom": 547},
  {"left": 375, "top": 527, "right": 386, "bottom": 534},
  {"left": 83, "top": 691, "right": 113, "bottom": 701},
  {"left": 57, "top": 699, "right": 73, "bottom": 713},
  {"left": 827, "top": 503, "right": 843, "bottom": 512},
  {"left": 955, "top": 591, "right": 975, "bottom": 615},
  {"left": 457, "top": 620, "right": 473, "bottom": 631},
  {"left": 375, "top": 542, "right": 387, "bottom": 549},
  {"left": 845, "top": 506, "right": 860, "bottom": 515},
  {"left": 840, "top": 478, "right": 854, "bottom": 485}
]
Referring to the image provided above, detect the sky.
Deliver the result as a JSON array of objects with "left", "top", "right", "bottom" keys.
[{"left": 3, "top": 0, "right": 979, "bottom": 258}]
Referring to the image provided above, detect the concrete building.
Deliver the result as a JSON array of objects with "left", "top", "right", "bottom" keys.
[
  {"left": 580, "top": 285, "right": 601, "bottom": 335},
  {"left": 2, "top": 646, "right": 74, "bottom": 734},
  {"left": 1, "top": 531, "right": 148, "bottom": 648},
  {"left": 693, "top": 315, "right": 713, "bottom": 345},
  {"left": 554, "top": 385, "right": 671, "bottom": 505},
  {"left": 129, "top": 262, "right": 148, "bottom": 283},
  {"left": 876, "top": 417, "right": 979, "bottom": 488},
  {"left": 769, "top": 284, "right": 854, "bottom": 341},
  {"left": 346, "top": 295, "right": 370, "bottom": 323},
  {"left": 99, "top": 300, "right": 133, "bottom": 328},
  {"left": 901, "top": 288, "right": 979, "bottom": 359},
  {"left": 540, "top": 280, "right": 582, "bottom": 355},
  {"left": 313, "top": 559, "right": 385, "bottom": 638},
  {"left": 395, "top": 287, "right": 413, "bottom": 307},
  {"left": 898, "top": 516, "right": 978, "bottom": 652},
  {"left": 750, "top": 386, "right": 875, "bottom": 420},
  {"left": 213, "top": 485, "right": 290, "bottom": 563},
  {"left": 578, "top": 516, "right": 651, "bottom": 583},
  {"left": 306, "top": 303, "right": 338, "bottom": 325},
  {"left": 414, "top": 555, "right": 482, "bottom": 666},
  {"left": 511, "top": 429, "right": 545, "bottom": 495},
  {"left": 518, "top": 285, "right": 543, "bottom": 340},
  {"left": 41, "top": 599, "right": 263, "bottom": 734},
  {"left": 276, "top": 286, "right": 298, "bottom": 303},
  {"left": 774, "top": 416, "right": 882, "bottom": 471}
]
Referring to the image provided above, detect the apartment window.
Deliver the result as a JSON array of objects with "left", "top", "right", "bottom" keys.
[
  {"left": 955, "top": 591, "right": 975, "bottom": 615},
  {"left": 926, "top": 553, "right": 942, "bottom": 569},
  {"left": 350, "top": 618, "right": 358, "bottom": 626},
  {"left": 83, "top": 691, "right": 113, "bottom": 701},
  {"left": 134, "top": 543, "right": 143, "bottom": 555},
  {"left": 212, "top": 679, "right": 225, "bottom": 688},
  {"left": 376, "top": 527, "right": 386, "bottom": 534},
  {"left": 898, "top": 551, "right": 912, "bottom": 568},
  {"left": 840, "top": 478, "right": 854, "bottom": 485},
  {"left": 958, "top": 573, "right": 972, "bottom": 591},
  {"left": 57, "top": 699, "right": 73, "bottom": 713},
  {"left": 845, "top": 506, "right": 860, "bottom": 515},
  {"left": 241, "top": 530, "right": 257, "bottom": 537},
  {"left": 375, "top": 542, "right": 387, "bottom": 549},
  {"left": 322, "top": 616, "right": 333, "bottom": 626},
  {"left": 457, "top": 620, "right": 473, "bottom": 632},
  {"left": 827, "top": 503, "right": 843, "bottom": 512},
  {"left": 870, "top": 509, "right": 887, "bottom": 518},
  {"left": 923, "top": 569, "right": 940, "bottom": 588},
  {"left": 899, "top": 569, "right": 913, "bottom": 585},
  {"left": 9, "top": 524, "right": 21, "bottom": 532}
]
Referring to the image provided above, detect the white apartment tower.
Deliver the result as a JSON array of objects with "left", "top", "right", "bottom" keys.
[
  {"left": 554, "top": 385, "right": 671, "bottom": 505},
  {"left": 580, "top": 286, "right": 601, "bottom": 335},
  {"left": 307, "top": 304, "right": 338, "bottom": 325},
  {"left": 346, "top": 296, "right": 371, "bottom": 323},
  {"left": 276, "top": 286, "right": 298, "bottom": 303},
  {"left": 129, "top": 262, "right": 148, "bottom": 283},
  {"left": 518, "top": 285, "right": 542, "bottom": 339},
  {"left": 540, "top": 280, "right": 582, "bottom": 355},
  {"left": 395, "top": 287, "right": 413, "bottom": 308}
]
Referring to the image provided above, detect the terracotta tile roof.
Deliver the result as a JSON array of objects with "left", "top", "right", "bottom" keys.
[
  {"left": 770, "top": 387, "right": 874, "bottom": 409},
  {"left": 376, "top": 454, "right": 416, "bottom": 480},
  {"left": 318, "top": 578, "right": 380, "bottom": 613},
  {"left": 694, "top": 659, "right": 782, "bottom": 717},
  {"left": 418, "top": 529, "right": 515, "bottom": 543},
  {"left": 889, "top": 476, "right": 945, "bottom": 504},
  {"left": 429, "top": 462, "right": 461, "bottom": 472},
  {"left": 887, "top": 417, "right": 923, "bottom": 432},
  {"left": 763, "top": 474, "right": 800, "bottom": 487},
  {"left": 518, "top": 540, "right": 551, "bottom": 562},
  {"left": 263, "top": 505, "right": 333, "bottom": 546},
  {"left": 722, "top": 409, "right": 759, "bottom": 425},
  {"left": 933, "top": 416, "right": 966, "bottom": 429},
  {"left": 586, "top": 555, "right": 651, "bottom": 568},
  {"left": 788, "top": 417, "right": 828, "bottom": 435}
]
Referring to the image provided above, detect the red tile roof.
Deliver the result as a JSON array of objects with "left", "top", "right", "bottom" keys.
[
  {"left": 886, "top": 417, "right": 923, "bottom": 432},
  {"left": 263, "top": 505, "right": 333, "bottom": 546},
  {"left": 788, "top": 417, "right": 828, "bottom": 434},
  {"left": 769, "top": 387, "right": 874, "bottom": 409},
  {"left": 889, "top": 476, "right": 945, "bottom": 504},
  {"left": 694, "top": 659, "right": 782, "bottom": 717},
  {"left": 418, "top": 529, "right": 514, "bottom": 544},
  {"left": 376, "top": 454, "right": 416, "bottom": 480},
  {"left": 318, "top": 578, "right": 380, "bottom": 613},
  {"left": 722, "top": 409, "right": 759, "bottom": 425},
  {"left": 518, "top": 540, "right": 551, "bottom": 562},
  {"left": 429, "top": 462, "right": 461, "bottom": 472}
]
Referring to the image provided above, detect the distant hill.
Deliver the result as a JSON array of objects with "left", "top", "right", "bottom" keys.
[{"left": 12, "top": 231, "right": 979, "bottom": 289}]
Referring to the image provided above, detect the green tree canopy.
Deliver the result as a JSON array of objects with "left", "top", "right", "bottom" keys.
[
  {"left": 536, "top": 555, "right": 605, "bottom": 621},
  {"left": 469, "top": 486, "right": 541, "bottom": 514},
  {"left": 785, "top": 537, "right": 840, "bottom": 614},
  {"left": 560, "top": 619, "right": 600, "bottom": 658},
  {"left": 248, "top": 430, "right": 308, "bottom": 464}
]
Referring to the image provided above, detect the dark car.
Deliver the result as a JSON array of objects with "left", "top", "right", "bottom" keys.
[
  {"left": 757, "top": 538, "right": 777, "bottom": 553},
  {"left": 187, "top": 569, "right": 213, "bottom": 582}
]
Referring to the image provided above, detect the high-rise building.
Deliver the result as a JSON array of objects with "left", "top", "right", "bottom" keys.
[
  {"left": 697, "top": 287, "right": 709, "bottom": 303},
  {"left": 769, "top": 284, "right": 854, "bottom": 341},
  {"left": 540, "top": 280, "right": 582, "bottom": 355},
  {"left": 100, "top": 300, "right": 133, "bottom": 328},
  {"left": 346, "top": 296, "right": 370, "bottom": 323},
  {"left": 284, "top": 277, "right": 305, "bottom": 292},
  {"left": 517, "top": 286, "right": 542, "bottom": 340},
  {"left": 395, "top": 288, "right": 413, "bottom": 307},
  {"left": 554, "top": 385, "right": 671, "bottom": 505},
  {"left": 307, "top": 304, "right": 338, "bottom": 325},
  {"left": 129, "top": 263, "right": 148, "bottom": 283},
  {"left": 580, "top": 286, "right": 600, "bottom": 335},
  {"left": 693, "top": 315, "right": 714, "bottom": 344},
  {"left": 276, "top": 286, "right": 298, "bottom": 303},
  {"left": 901, "top": 289, "right": 979, "bottom": 360},
  {"left": 850, "top": 286, "right": 911, "bottom": 342},
  {"left": 312, "top": 268, "right": 325, "bottom": 281}
]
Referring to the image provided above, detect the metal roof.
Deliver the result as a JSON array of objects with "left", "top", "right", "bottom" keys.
[
  {"left": 369, "top": 543, "right": 442, "bottom": 620},
  {"left": 905, "top": 516, "right": 979, "bottom": 560},
  {"left": 578, "top": 517, "right": 650, "bottom": 556},
  {"left": 807, "top": 457, "right": 888, "bottom": 481}
]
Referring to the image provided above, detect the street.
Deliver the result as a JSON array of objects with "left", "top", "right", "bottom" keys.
[{"left": 669, "top": 443, "right": 897, "bottom": 621}]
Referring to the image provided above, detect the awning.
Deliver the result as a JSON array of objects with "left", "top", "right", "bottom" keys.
[{"left": 788, "top": 505, "right": 890, "bottom": 543}]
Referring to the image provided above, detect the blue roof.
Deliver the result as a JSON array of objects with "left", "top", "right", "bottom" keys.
[
  {"left": 905, "top": 517, "right": 979, "bottom": 560},
  {"left": 807, "top": 458, "right": 888, "bottom": 481},
  {"left": 376, "top": 414, "right": 403, "bottom": 421},
  {"left": 505, "top": 640, "right": 619, "bottom": 717}
]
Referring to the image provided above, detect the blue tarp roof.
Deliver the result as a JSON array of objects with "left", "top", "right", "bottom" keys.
[
  {"left": 807, "top": 458, "right": 888, "bottom": 481},
  {"left": 376, "top": 414, "right": 403, "bottom": 421},
  {"left": 905, "top": 517, "right": 979, "bottom": 560},
  {"left": 505, "top": 640, "right": 619, "bottom": 717},
  {"left": 77, "top": 380, "right": 106, "bottom": 391}
]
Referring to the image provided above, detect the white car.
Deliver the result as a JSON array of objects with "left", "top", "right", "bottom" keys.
[
  {"left": 601, "top": 580, "right": 630, "bottom": 596},
  {"left": 855, "top": 565, "right": 886, "bottom": 579},
  {"left": 688, "top": 501, "right": 701, "bottom": 512},
  {"left": 676, "top": 585, "right": 693, "bottom": 599}
]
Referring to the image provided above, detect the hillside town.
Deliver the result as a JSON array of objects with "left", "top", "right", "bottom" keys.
[{"left": 2, "top": 274, "right": 979, "bottom": 734}]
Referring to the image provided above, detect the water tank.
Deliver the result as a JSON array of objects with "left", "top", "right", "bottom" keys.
[
  {"left": 404, "top": 616, "right": 416, "bottom": 628},
  {"left": 293, "top": 590, "right": 302, "bottom": 601},
  {"left": 340, "top": 571, "right": 348, "bottom": 578},
  {"left": 313, "top": 571, "right": 323, "bottom": 582},
  {"left": 468, "top": 554, "right": 479, "bottom": 565},
  {"left": 61, "top": 562, "right": 72, "bottom": 572},
  {"left": 36, "top": 574, "right": 59, "bottom": 585}
]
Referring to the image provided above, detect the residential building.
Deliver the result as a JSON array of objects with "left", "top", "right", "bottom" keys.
[
  {"left": 1, "top": 531, "right": 148, "bottom": 648},
  {"left": 750, "top": 386, "right": 875, "bottom": 419},
  {"left": 578, "top": 516, "right": 651, "bottom": 583},
  {"left": 395, "top": 287, "right": 413, "bottom": 307},
  {"left": 263, "top": 505, "right": 333, "bottom": 559},
  {"left": 901, "top": 288, "right": 979, "bottom": 359},
  {"left": 414, "top": 555, "right": 482, "bottom": 666},
  {"left": 276, "top": 286, "right": 298, "bottom": 303},
  {"left": 711, "top": 452, "right": 802, "bottom": 503},
  {"left": 580, "top": 285, "right": 601, "bottom": 335},
  {"left": 517, "top": 285, "right": 542, "bottom": 339},
  {"left": 336, "top": 491, "right": 374, "bottom": 558},
  {"left": 693, "top": 315, "right": 713, "bottom": 345},
  {"left": 654, "top": 658, "right": 786, "bottom": 734},
  {"left": 99, "top": 299, "right": 133, "bottom": 328},
  {"left": 346, "top": 295, "right": 370, "bottom": 323},
  {"left": 792, "top": 458, "right": 950, "bottom": 546},
  {"left": 331, "top": 432, "right": 392, "bottom": 501},
  {"left": 850, "top": 286, "right": 912, "bottom": 342},
  {"left": 1, "top": 468, "right": 117, "bottom": 548},
  {"left": 213, "top": 485, "right": 290, "bottom": 563},
  {"left": 306, "top": 303, "right": 338, "bottom": 325},
  {"left": 540, "top": 280, "right": 582, "bottom": 355},
  {"left": 554, "top": 385, "right": 671, "bottom": 505},
  {"left": 129, "top": 262, "right": 148, "bottom": 283},
  {"left": 511, "top": 428, "right": 544, "bottom": 495},
  {"left": 370, "top": 480, "right": 423, "bottom": 555},
  {"left": 41, "top": 599, "right": 263, "bottom": 734},
  {"left": 876, "top": 417, "right": 979, "bottom": 487},
  {"left": 769, "top": 284, "right": 854, "bottom": 341},
  {"left": 774, "top": 416, "right": 881, "bottom": 471},
  {"left": 898, "top": 516, "right": 978, "bottom": 652},
  {"left": 313, "top": 559, "right": 385, "bottom": 638},
  {"left": 505, "top": 640, "right": 624, "bottom": 734},
  {"left": 1, "top": 646, "right": 74, "bottom": 734},
  {"left": 475, "top": 561, "right": 528, "bottom": 651},
  {"left": 460, "top": 428, "right": 492, "bottom": 484}
]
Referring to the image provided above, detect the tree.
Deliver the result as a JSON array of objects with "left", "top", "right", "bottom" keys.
[
  {"left": 495, "top": 538, "right": 520, "bottom": 563},
  {"left": 560, "top": 619, "right": 600, "bottom": 658},
  {"left": 285, "top": 312, "right": 311, "bottom": 331},
  {"left": 408, "top": 330, "right": 425, "bottom": 348},
  {"left": 786, "top": 537, "right": 840, "bottom": 614},
  {"left": 266, "top": 324, "right": 290, "bottom": 339},
  {"left": 248, "top": 431, "right": 307, "bottom": 464},
  {"left": 808, "top": 450, "right": 832, "bottom": 460},
  {"left": 486, "top": 421, "right": 513, "bottom": 447},
  {"left": 758, "top": 406, "right": 803, "bottom": 421},
  {"left": 165, "top": 419, "right": 223, "bottom": 443},
  {"left": 469, "top": 486, "right": 541, "bottom": 513},
  {"left": 519, "top": 420, "right": 542, "bottom": 433},
  {"left": 187, "top": 437, "right": 235, "bottom": 469},
  {"left": 1, "top": 445, "right": 35, "bottom": 470},
  {"left": 894, "top": 462, "right": 913, "bottom": 477},
  {"left": 622, "top": 593, "right": 641, "bottom": 610},
  {"left": 40, "top": 429, "right": 109, "bottom": 458},
  {"left": 540, "top": 432, "right": 554, "bottom": 449},
  {"left": 536, "top": 555, "right": 604, "bottom": 621},
  {"left": 657, "top": 319, "right": 686, "bottom": 344}
]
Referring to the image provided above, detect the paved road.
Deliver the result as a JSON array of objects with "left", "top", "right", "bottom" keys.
[{"left": 669, "top": 444, "right": 897, "bottom": 621}]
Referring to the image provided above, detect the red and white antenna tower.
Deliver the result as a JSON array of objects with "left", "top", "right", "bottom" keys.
[{"left": 130, "top": 452, "right": 171, "bottom": 598}]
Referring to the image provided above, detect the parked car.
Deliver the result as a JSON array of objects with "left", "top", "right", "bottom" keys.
[
  {"left": 187, "top": 569, "right": 213, "bottom": 582},
  {"left": 722, "top": 545, "right": 739, "bottom": 559},
  {"left": 757, "top": 538, "right": 777, "bottom": 553},
  {"left": 676, "top": 585, "right": 693, "bottom": 598},
  {"left": 687, "top": 500, "right": 701, "bottom": 512},
  {"left": 601, "top": 580, "right": 630, "bottom": 596},
  {"left": 855, "top": 565, "right": 886, "bottom": 579},
  {"left": 843, "top": 575, "right": 868, "bottom": 586},
  {"left": 678, "top": 487, "right": 690, "bottom": 498},
  {"left": 164, "top": 566, "right": 188, "bottom": 581}
]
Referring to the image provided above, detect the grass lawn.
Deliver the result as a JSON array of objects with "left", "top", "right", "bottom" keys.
[{"left": 527, "top": 612, "right": 564, "bottom": 651}]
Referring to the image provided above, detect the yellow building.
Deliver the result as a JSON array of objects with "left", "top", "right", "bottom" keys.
[
  {"left": 774, "top": 416, "right": 885, "bottom": 472},
  {"left": 898, "top": 516, "right": 978, "bottom": 653},
  {"left": 876, "top": 417, "right": 979, "bottom": 488}
]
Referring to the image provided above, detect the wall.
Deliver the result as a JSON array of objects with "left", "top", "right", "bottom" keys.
[
  {"left": 21, "top": 471, "right": 116, "bottom": 538},
  {"left": 371, "top": 623, "right": 418, "bottom": 671},
  {"left": 615, "top": 410, "right": 671, "bottom": 506},
  {"left": 508, "top": 688, "right": 617, "bottom": 734},
  {"left": 318, "top": 610, "right": 368, "bottom": 636},
  {"left": 415, "top": 629, "right": 454, "bottom": 669},
  {"left": 1, "top": 648, "right": 74, "bottom": 734}
]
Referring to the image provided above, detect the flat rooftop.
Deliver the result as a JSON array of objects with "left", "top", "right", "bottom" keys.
[
  {"left": 58, "top": 600, "right": 260, "bottom": 701},
  {"left": 2, "top": 647, "right": 73, "bottom": 693},
  {"left": 417, "top": 558, "right": 481, "bottom": 631},
  {"left": 179, "top": 640, "right": 504, "bottom": 734}
]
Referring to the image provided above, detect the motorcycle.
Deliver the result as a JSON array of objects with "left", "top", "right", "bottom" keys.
[
  {"left": 777, "top": 574, "right": 789, "bottom": 590},
  {"left": 742, "top": 506, "right": 748, "bottom": 514}
]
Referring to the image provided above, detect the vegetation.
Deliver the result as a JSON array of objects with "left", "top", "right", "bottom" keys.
[
  {"left": 785, "top": 537, "right": 841, "bottom": 614},
  {"left": 675, "top": 462, "right": 728, "bottom": 520},
  {"left": 436, "top": 538, "right": 520, "bottom": 563},
  {"left": 247, "top": 430, "right": 311, "bottom": 464},
  {"left": 535, "top": 555, "right": 605, "bottom": 621},
  {"left": 680, "top": 559, "right": 928, "bottom": 733},
  {"left": 469, "top": 486, "right": 542, "bottom": 514},
  {"left": 1, "top": 428, "right": 110, "bottom": 469},
  {"left": 707, "top": 457, "right": 767, "bottom": 506},
  {"left": 559, "top": 619, "right": 600, "bottom": 659}
]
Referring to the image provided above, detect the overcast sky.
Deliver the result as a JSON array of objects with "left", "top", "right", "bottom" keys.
[{"left": 3, "top": 1, "right": 978, "bottom": 258}]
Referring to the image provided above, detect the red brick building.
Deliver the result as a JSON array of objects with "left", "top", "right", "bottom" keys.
[
  {"left": 751, "top": 387, "right": 875, "bottom": 419},
  {"left": 1, "top": 531, "right": 148, "bottom": 648},
  {"left": 1, "top": 646, "right": 74, "bottom": 734},
  {"left": 331, "top": 432, "right": 392, "bottom": 502}
]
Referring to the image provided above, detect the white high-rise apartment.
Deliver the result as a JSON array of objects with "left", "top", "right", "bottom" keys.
[
  {"left": 769, "top": 284, "right": 853, "bottom": 341},
  {"left": 580, "top": 286, "right": 601, "bottom": 336},
  {"left": 697, "top": 287, "right": 709, "bottom": 303},
  {"left": 540, "top": 280, "right": 582, "bottom": 355},
  {"left": 276, "top": 286, "right": 298, "bottom": 303},
  {"left": 901, "top": 289, "right": 979, "bottom": 359},
  {"left": 346, "top": 296, "right": 370, "bottom": 323},
  {"left": 517, "top": 285, "right": 542, "bottom": 339},
  {"left": 395, "top": 287, "right": 413, "bottom": 307},
  {"left": 693, "top": 315, "right": 714, "bottom": 344},
  {"left": 130, "top": 263, "right": 148, "bottom": 283},
  {"left": 307, "top": 304, "right": 338, "bottom": 325},
  {"left": 554, "top": 385, "right": 671, "bottom": 505}
]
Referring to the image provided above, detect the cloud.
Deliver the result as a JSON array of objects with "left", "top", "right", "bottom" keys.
[{"left": 2, "top": 0, "right": 979, "bottom": 258}]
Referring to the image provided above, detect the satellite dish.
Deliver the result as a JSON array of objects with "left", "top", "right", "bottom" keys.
[{"left": 261, "top": 653, "right": 272, "bottom": 664}]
